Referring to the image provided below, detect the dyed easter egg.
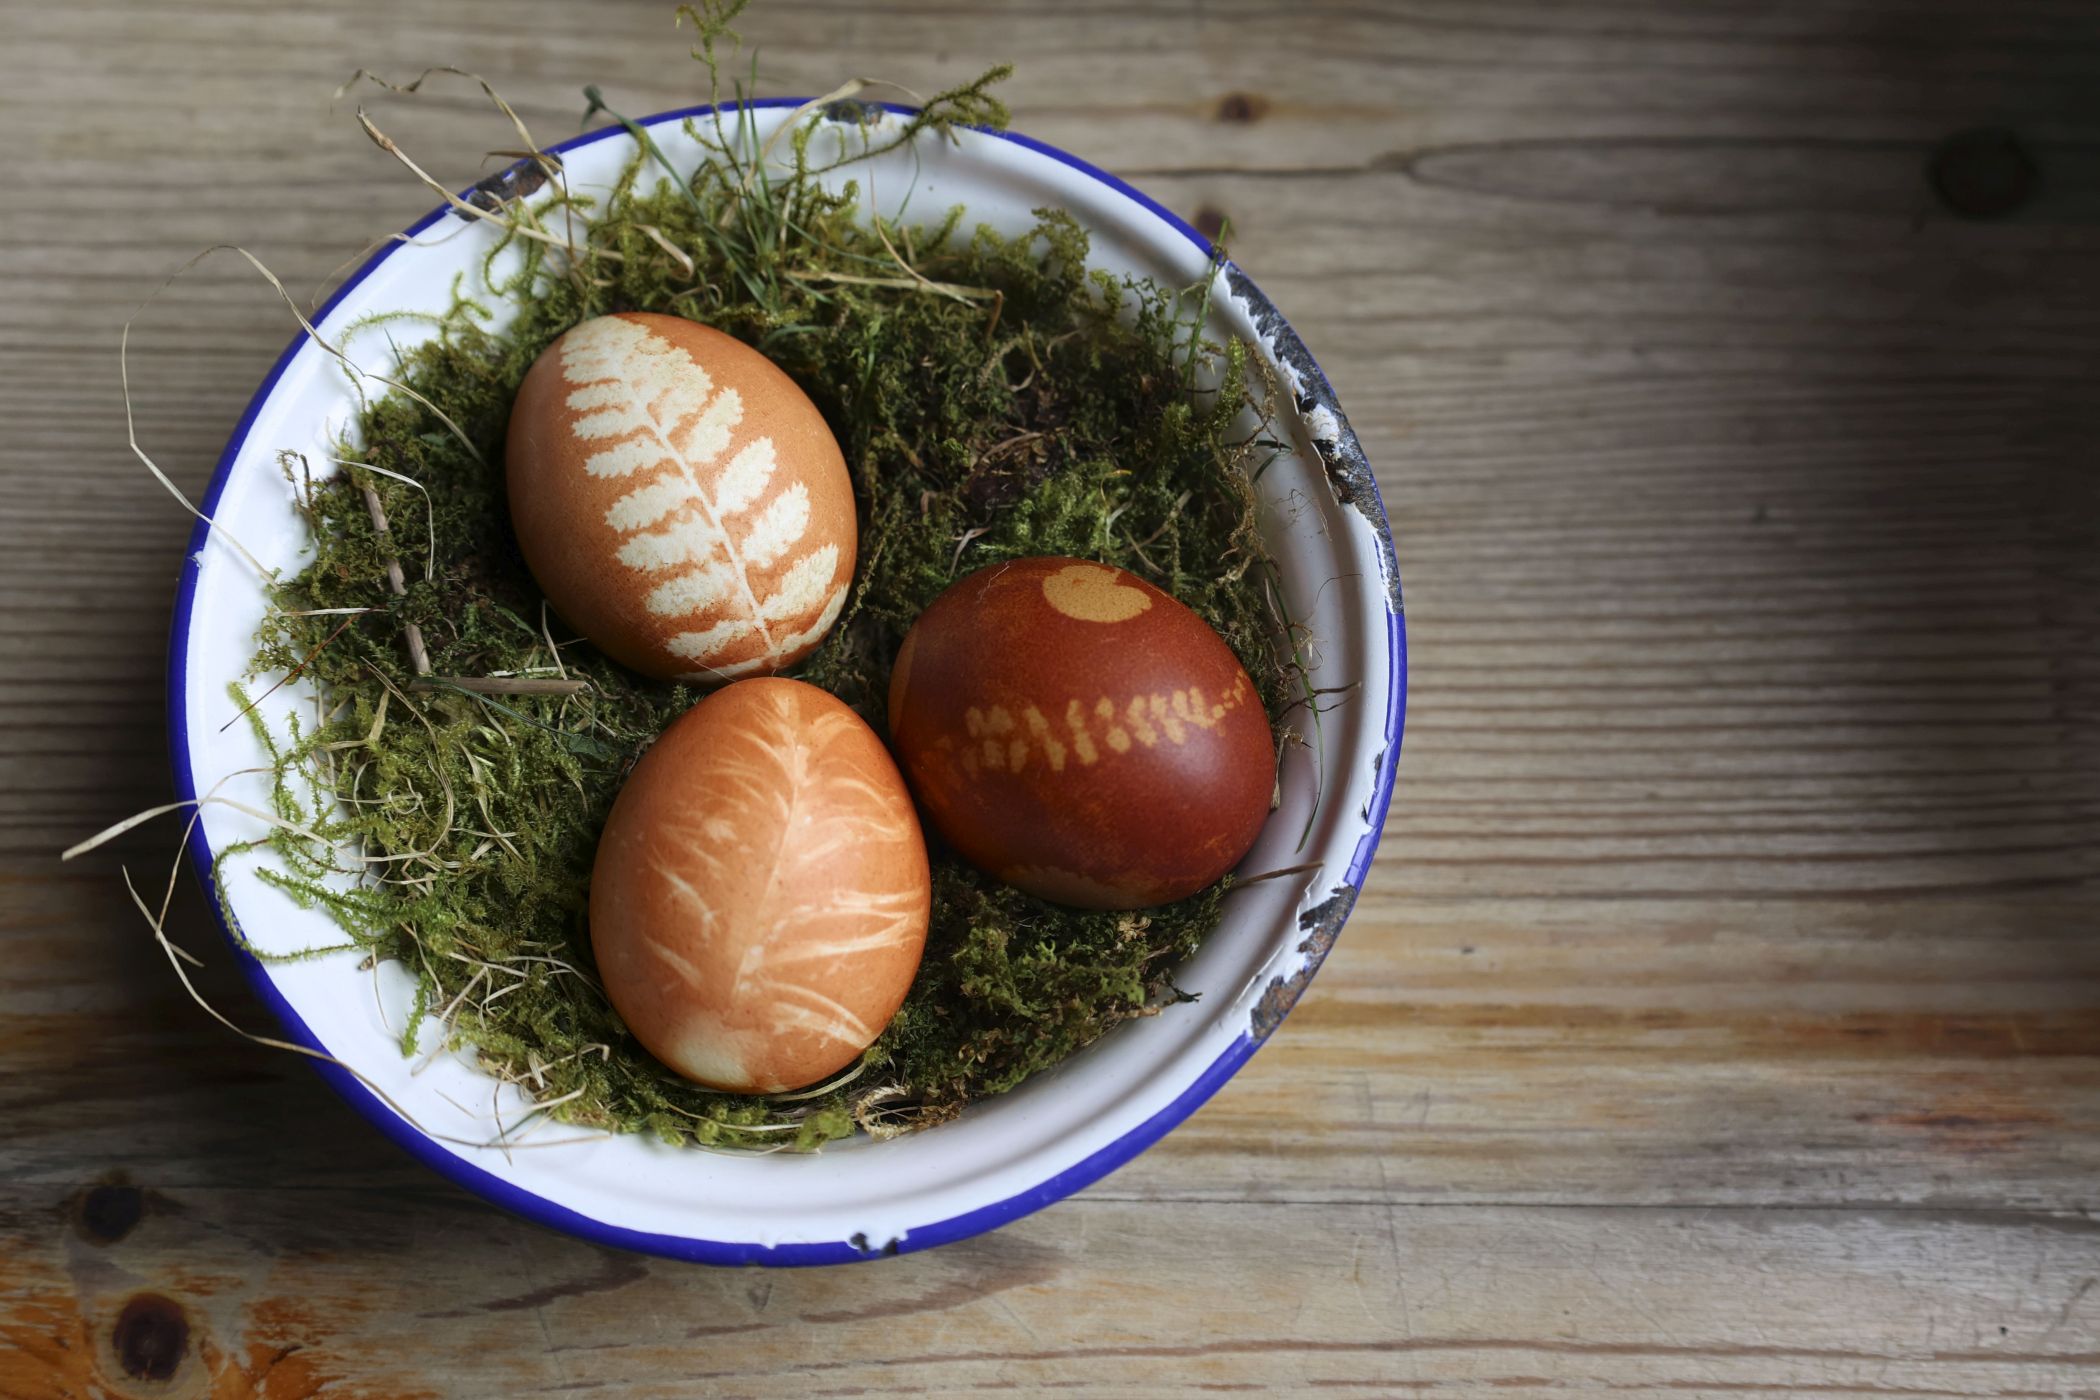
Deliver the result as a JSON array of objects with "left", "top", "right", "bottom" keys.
[
  {"left": 887, "top": 557, "right": 1274, "bottom": 910},
  {"left": 506, "top": 312, "right": 856, "bottom": 682},
  {"left": 589, "top": 678, "right": 930, "bottom": 1094}
]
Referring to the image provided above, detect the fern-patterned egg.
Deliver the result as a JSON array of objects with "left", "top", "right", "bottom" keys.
[
  {"left": 590, "top": 678, "right": 931, "bottom": 1094},
  {"left": 506, "top": 312, "right": 856, "bottom": 681},
  {"left": 887, "top": 557, "right": 1275, "bottom": 910}
]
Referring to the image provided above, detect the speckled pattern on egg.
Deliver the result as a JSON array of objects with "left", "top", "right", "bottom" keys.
[
  {"left": 590, "top": 678, "right": 930, "bottom": 1094},
  {"left": 888, "top": 557, "right": 1276, "bottom": 910},
  {"left": 506, "top": 312, "right": 857, "bottom": 682}
]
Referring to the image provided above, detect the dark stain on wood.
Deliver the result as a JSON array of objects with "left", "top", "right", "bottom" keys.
[
  {"left": 803, "top": 1238, "right": 1058, "bottom": 1325},
  {"left": 111, "top": 1292, "right": 188, "bottom": 1382},
  {"left": 1192, "top": 205, "right": 1228, "bottom": 243},
  {"left": 676, "top": 1320, "right": 772, "bottom": 1341},
  {"left": 1928, "top": 127, "right": 2039, "bottom": 219},
  {"left": 75, "top": 1181, "right": 144, "bottom": 1246},
  {"left": 1215, "top": 93, "right": 1270, "bottom": 124},
  {"left": 422, "top": 1249, "right": 648, "bottom": 1318}
]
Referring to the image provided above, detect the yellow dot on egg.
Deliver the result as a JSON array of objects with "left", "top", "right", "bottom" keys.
[
  {"left": 982, "top": 739, "right": 1006, "bottom": 771},
  {"left": 1065, "top": 700, "right": 1099, "bottom": 766},
  {"left": 1024, "top": 707, "right": 1067, "bottom": 772},
  {"left": 1174, "top": 689, "right": 1209, "bottom": 730},
  {"left": 1151, "top": 694, "right": 1186, "bottom": 745},
  {"left": 1041, "top": 563, "right": 1152, "bottom": 624},
  {"left": 1106, "top": 726, "right": 1132, "bottom": 754},
  {"left": 1125, "top": 697, "right": 1160, "bottom": 747}
]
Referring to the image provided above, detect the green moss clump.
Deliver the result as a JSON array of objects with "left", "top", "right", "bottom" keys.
[{"left": 234, "top": 57, "right": 1289, "bottom": 1149}]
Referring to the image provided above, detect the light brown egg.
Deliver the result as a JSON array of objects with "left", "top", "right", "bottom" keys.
[
  {"left": 589, "top": 678, "right": 930, "bottom": 1094},
  {"left": 506, "top": 312, "right": 857, "bottom": 682},
  {"left": 888, "top": 557, "right": 1275, "bottom": 910}
]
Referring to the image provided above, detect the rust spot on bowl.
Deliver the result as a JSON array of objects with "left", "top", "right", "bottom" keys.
[{"left": 1251, "top": 884, "right": 1356, "bottom": 1039}]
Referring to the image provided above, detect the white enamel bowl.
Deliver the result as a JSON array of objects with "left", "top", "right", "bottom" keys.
[{"left": 168, "top": 102, "right": 1406, "bottom": 1264}]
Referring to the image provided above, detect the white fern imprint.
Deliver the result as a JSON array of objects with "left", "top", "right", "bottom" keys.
[
  {"left": 642, "top": 689, "right": 927, "bottom": 1091},
  {"left": 559, "top": 316, "right": 847, "bottom": 679}
]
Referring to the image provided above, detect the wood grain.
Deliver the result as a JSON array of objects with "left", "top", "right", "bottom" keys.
[{"left": 4, "top": 0, "right": 2098, "bottom": 1395}]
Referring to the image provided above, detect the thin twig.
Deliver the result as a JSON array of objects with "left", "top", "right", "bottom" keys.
[
  {"left": 1231, "top": 861, "right": 1322, "bottom": 888},
  {"left": 361, "top": 485, "right": 432, "bottom": 677},
  {"left": 221, "top": 613, "right": 358, "bottom": 733},
  {"left": 356, "top": 109, "right": 610, "bottom": 268},
  {"left": 411, "top": 677, "right": 590, "bottom": 697}
]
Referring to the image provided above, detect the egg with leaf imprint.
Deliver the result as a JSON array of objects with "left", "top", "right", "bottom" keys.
[
  {"left": 506, "top": 312, "right": 856, "bottom": 681},
  {"left": 887, "top": 556, "right": 1276, "bottom": 910},
  {"left": 590, "top": 677, "right": 931, "bottom": 1094}
]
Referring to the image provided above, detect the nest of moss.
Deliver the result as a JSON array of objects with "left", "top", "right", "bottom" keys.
[{"left": 221, "top": 12, "right": 1296, "bottom": 1150}]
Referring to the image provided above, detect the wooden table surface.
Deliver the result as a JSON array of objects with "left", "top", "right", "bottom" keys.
[{"left": 6, "top": 1, "right": 2098, "bottom": 1396}]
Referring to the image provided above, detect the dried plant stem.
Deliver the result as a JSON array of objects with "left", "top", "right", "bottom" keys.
[
  {"left": 412, "top": 677, "right": 590, "bottom": 696},
  {"left": 361, "top": 484, "right": 432, "bottom": 677},
  {"left": 221, "top": 613, "right": 358, "bottom": 734},
  {"left": 1231, "top": 861, "right": 1322, "bottom": 889},
  {"left": 356, "top": 109, "right": 611, "bottom": 267}
]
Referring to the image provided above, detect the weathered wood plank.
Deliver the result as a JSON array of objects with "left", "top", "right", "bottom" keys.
[
  {"left": 4, "top": 0, "right": 2099, "bottom": 1394},
  {"left": 7, "top": 875, "right": 2098, "bottom": 1210},
  {"left": 3, "top": 1185, "right": 2098, "bottom": 1399}
]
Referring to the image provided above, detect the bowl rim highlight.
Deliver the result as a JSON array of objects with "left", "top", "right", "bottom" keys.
[{"left": 164, "top": 99, "right": 1408, "bottom": 1265}]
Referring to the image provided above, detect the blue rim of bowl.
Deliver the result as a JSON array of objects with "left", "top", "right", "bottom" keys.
[{"left": 165, "top": 99, "right": 1408, "bottom": 1266}]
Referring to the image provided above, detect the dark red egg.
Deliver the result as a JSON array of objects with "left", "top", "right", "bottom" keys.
[{"left": 887, "top": 556, "right": 1274, "bottom": 909}]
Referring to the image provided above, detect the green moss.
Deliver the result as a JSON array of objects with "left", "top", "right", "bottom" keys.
[{"left": 236, "top": 48, "right": 1289, "bottom": 1150}]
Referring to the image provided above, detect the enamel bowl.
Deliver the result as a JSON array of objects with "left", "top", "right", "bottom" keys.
[{"left": 168, "top": 102, "right": 1405, "bottom": 1264}]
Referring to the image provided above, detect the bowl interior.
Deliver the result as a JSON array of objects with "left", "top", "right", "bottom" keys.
[{"left": 171, "top": 103, "right": 1403, "bottom": 1263}]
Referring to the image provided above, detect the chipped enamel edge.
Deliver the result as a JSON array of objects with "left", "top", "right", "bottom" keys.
[
  {"left": 165, "top": 100, "right": 1406, "bottom": 1266},
  {"left": 1209, "top": 266, "right": 1406, "bottom": 1040}
]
